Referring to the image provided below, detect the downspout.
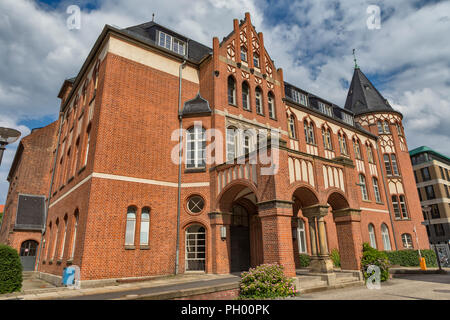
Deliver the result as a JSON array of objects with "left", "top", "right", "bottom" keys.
[
  {"left": 175, "top": 59, "right": 187, "bottom": 275},
  {"left": 375, "top": 143, "right": 398, "bottom": 250},
  {"left": 35, "top": 111, "right": 64, "bottom": 271}
]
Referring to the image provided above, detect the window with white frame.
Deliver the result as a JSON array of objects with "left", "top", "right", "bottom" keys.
[
  {"left": 319, "top": 102, "right": 333, "bottom": 117},
  {"left": 373, "top": 177, "right": 381, "bottom": 203},
  {"left": 255, "top": 87, "right": 263, "bottom": 114},
  {"left": 359, "top": 174, "right": 368, "bottom": 201},
  {"left": 304, "top": 121, "right": 315, "bottom": 145},
  {"left": 297, "top": 219, "right": 307, "bottom": 254},
  {"left": 399, "top": 195, "right": 408, "bottom": 219},
  {"left": 384, "top": 154, "right": 392, "bottom": 176},
  {"left": 368, "top": 224, "right": 377, "bottom": 249},
  {"left": 353, "top": 139, "right": 362, "bottom": 159},
  {"left": 70, "top": 213, "right": 78, "bottom": 259},
  {"left": 338, "top": 133, "right": 348, "bottom": 155},
  {"left": 60, "top": 216, "right": 68, "bottom": 259},
  {"left": 226, "top": 127, "right": 237, "bottom": 161},
  {"left": 401, "top": 233, "right": 413, "bottom": 249},
  {"left": 392, "top": 195, "right": 401, "bottom": 219},
  {"left": 367, "top": 145, "right": 375, "bottom": 163},
  {"left": 377, "top": 121, "right": 384, "bottom": 134},
  {"left": 381, "top": 224, "right": 391, "bottom": 251},
  {"left": 158, "top": 31, "right": 185, "bottom": 55},
  {"left": 322, "top": 128, "right": 332, "bottom": 150},
  {"left": 140, "top": 207, "right": 150, "bottom": 246},
  {"left": 342, "top": 112, "right": 354, "bottom": 125},
  {"left": 253, "top": 52, "right": 260, "bottom": 68},
  {"left": 268, "top": 92, "right": 275, "bottom": 119},
  {"left": 240, "top": 46, "right": 248, "bottom": 62},
  {"left": 125, "top": 207, "right": 137, "bottom": 246},
  {"left": 186, "top": 126, "right": 206, "bottom": 168},
  {"left": 288, "top": 115, "right": 296, "bottom": 139},
  {"left": 228, "top": 76, "right": 236, "bottom": 105},
  {"left": 391, "top": 154, "right": 399, "bottom": 175},
  {"left": 292, "top": 89, "right": 308, "bottom": 106},
  {"left": 242, "top": 82, "right": 250, "bottom": 110},
  {"left": 383, "top": 121, "right": 390, "bottom": 133}
]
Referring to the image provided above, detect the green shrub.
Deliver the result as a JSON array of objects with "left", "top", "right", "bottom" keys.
[
  {"left": 0, "top": 244, "right": 23, "bottom": 294},
  {"left": 299, "top": 254, "right": 310, "bottom": 267},
  {"left": 238, "top": 263, "right": 298, "bottom": 299},
  {"left": 330, "top": 248, "right": 341, "bottom": 268},
  {"left": 384, "top": 249, "right": 437, "bottom": 267},
  {"left": 361, "top": 243, "right": 390, "bottom": 282}
]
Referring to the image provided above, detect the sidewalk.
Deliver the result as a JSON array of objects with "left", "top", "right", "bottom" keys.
[{"left": 0, "top": 273, "right": 240, "bottom": 300}]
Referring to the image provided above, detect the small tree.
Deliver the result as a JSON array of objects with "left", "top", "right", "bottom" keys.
[{"left": 0, "top": 244, "right": 23, "bottom": 294}]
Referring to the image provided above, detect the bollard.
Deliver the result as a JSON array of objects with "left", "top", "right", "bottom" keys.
[{"left": 419, "top": 257, "right": 427, "bottom": 270}]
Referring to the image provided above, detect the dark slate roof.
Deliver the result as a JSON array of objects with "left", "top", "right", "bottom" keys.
[
  {"left": 344, "top": 68, "right": 394, "bottom": 115},
  {"left": 124, "top": 21, "right": 212, "bottom": 64},
  {"left": 181, "top": 92, "right": 211, "bottom": 117},
  {"left": 14, "top": 194, "right": 46, "bottom": 231}
]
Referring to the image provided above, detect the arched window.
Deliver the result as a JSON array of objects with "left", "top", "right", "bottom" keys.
[
  {"left": 185, "top": 225, "right": 206, "bottom": 271},
  {"left": 125, "top": 206, "right": 137, "bottom": 246},
  {"left": 353, "top": 138, "right": 362, "bottom": 159},
  {"left": 367, "top": 145, "right": 375, "bottom": 163},
  {"left": 59, "top": 215, "right": 68, "bottom": 259},
  {"left": 52, "top": 219, "right": 59, "bottom": 260},
  {"left": 288, "top": 115, "right": 296, "bottom": 139},
  {"left": 322, "top": 127, "right": 332, "bottom": 150},
  {"left": 242, "top": 81, "right": 250, "bottom": 110},
  {"left": 255, "top": 87, "right": 263, "bottom": 114},
  {"left": 401, "top": 233, "right": 413, "bottom": 249},
  {"left": 338, "top": 133, "right": 348, "bottom": 155},
  {"left": 395, "top": 122, "right": 403, "bottom": 136},
  {"left": 304, "top": 121, "right": 315, "bottom": 144},
  {"left": 381, "top": 224, "right": 391, "bottom": 251},
  {"left": 359, "top": 174, "right": 368, "bottom": 200},
  {"left": 383, "top": 121, "right": 390, "bottom": 133},
  {"left": 227, "top": 76, "right": 236, "bottom": 105},
  {"left": 140, "top": 207, "right": 150, "bottom": 246},
  {"left": 226, "top": 127, "right": 238, "bottom": 161},
  {"left": 377, "top": 121, "right": 384, "bottom": 134},
  {"left": 70, "top": 212, "right": 78, "bottom": 259},
  {"left": 186, "top": 126, "right": 206, "bottom": 168},
  {"left": 268, "top": 92, "right": 276, "bottom": 119},
  {"left": 372, "top": 177, "right": 381, "bottom": 202},
  {"left": 297, "top": 219, "right": 307, "bottom": 254},
  {"left": 368, "top": 224, "right": 377, "bottom": 249},
  {"left": 45, "top": 222, "right": 52, "bottom": 261},
  {"left": 83, "top": 128, "right": 90, "bottom": 167}
]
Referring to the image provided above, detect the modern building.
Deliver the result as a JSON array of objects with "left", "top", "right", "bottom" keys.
[
  {"left": 0, "top": 122, "right": 58, "bottom": 270},
  {"left": 410, "top": 146, "right": 450, "bottom": 250},
  {"left": 1, "top": 13, "right": 429, "bottom": 284}
]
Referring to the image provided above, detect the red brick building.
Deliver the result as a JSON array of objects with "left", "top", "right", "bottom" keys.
[{"left": 2, "top": 13, "right": 429, "bottom": 283}]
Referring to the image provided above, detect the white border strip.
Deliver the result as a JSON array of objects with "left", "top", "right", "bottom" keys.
[{"left": 360, "top": 207, "right": 389, "bottom": 214}]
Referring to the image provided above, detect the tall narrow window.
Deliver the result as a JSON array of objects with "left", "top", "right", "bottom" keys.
[
  {"left": 140, "top": 207, "right": 150, "bottom": 246},
  {"left": 228, "top": 76, "right": 236, "bottom": 105},
  {"left": 392, "top": 195, "right": 401, "bottom": 219},
  {"left": 338, "top": 133, "right": 348, "bottom": 155},
  {"left": 72, "top": 138, "right": 80, "bottom": 176},
  {"left": 226, "top": 127, "right": 237, "bottom": 161},
  {"left": 373, "top": 178, "right": 381, "bottom": 202},
  {"left": 322, "top": 128, "right": 332, "bottom": 150},
  {"left": 391, "top": 154, "right": 399, "bottom": 175},
  {"left": 52, "top": 220, "right": 59, "bottom": 260},
  {"left": 367, "top": 146, "right": 374, "bottom": 163},
  {"left": 425, "top": 185, "right": 435, "bottom": 200},
  {"left": 253, "top": 52, "right": 260, "bottom": 68},
  {"left": 399, "top": 195, "right": 408, "bottom": 219},
  {"left": 304, "top": 121, "right": 315, "bottom": 144},
  {"left": 383, "top": 121, "right": 390, "bottom": 133},
  {"left": 288, "top": 116, "right": 296, "bottom": 139},
  {"left": 243, "top": 134, "right": 250, "bottom": 155},
  {"left": 297, "top": 219, "right": 307, "bottom": 254},
  {"left": 377, "top": 121, "right": 384, "bottom": 134},
  {"left": 186, "top": 126, "right": 206, "bottom": 168},
  {"left": 368, "top": 224, "right": 377, "bottom": 249},
  {"left": 268, "top": 92, "right": 275, "bottom": 119},
  {"left": 84, "top": 129, "right": 90, "bottom": 167},
  {"left": 421, "top": 167, "right": 431, "bottom": 181},
  {"left": 240, "top": 46, "right": 247, "bottom": 62},
  {"left": 359, "top": 174, "right": 368, "bottom": 200},
  {"left": 125, "top": 207, "right": 137, "bottom": 246},
  {"left": 395, "top": 122, "right": 402, "bottom": 136},
  {"left": 46, "top": 223, "right": 52, "bottom": 261},
  {"left": 255, "top": 87, "right": 263, "bottom": 114},
  {"left": 401, "top": 233, "right": 413, "bottom": 249},
  {"left": 59, "top": 216, "right": 68, "bottom": 259},
  {"left": 384, "top": 154, "right": 392, "bottom": 176},
  {"left": 70, "top": 213, "right": 78, "bottom": 259},
  {"left": 353, "top": 139, "right": 361, "bottom": 159},
  {"left": 242, "top": 82, "right": 250, "bottom": 110},
  {"left": 381, "top": 224, "right": 391, "bottom": 251}
]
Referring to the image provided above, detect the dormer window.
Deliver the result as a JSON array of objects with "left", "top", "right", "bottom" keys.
[
  {"left": 342, "top": 113, "right": 354, "bottom": 125},
  {"left": 318, "top": 102, "right": 333, "bottom": 117},
  {"left": 158, "top": 31, "right": 185, "bottom": 55},
  {"left": 292, "top": 89, "right": 308, "bottom": 107}
]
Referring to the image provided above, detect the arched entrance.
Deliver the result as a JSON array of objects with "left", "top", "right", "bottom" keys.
[
  {"left": 230, "top": 204, "right": 250, "bottom": 272},
  {"left": 19, "top": 240, "right": 39, "bottom": 271},
  {"left": 185, "top": 225, "right": 206, "bottom": 271}
]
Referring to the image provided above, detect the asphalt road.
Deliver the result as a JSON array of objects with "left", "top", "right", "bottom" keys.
[{"left": 293, "top": 273, "right": 450, "bottom": 300}]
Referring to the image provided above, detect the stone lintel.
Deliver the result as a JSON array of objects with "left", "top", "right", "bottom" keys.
[
  {"left": 302, "top": 204, "right": 330, "bottom": 218},
  {"left": 332, "top": 208, "right": 362, "bottom": 222},
  {"left": 257, "top": 199, "right": 294, "bottom": 210}
]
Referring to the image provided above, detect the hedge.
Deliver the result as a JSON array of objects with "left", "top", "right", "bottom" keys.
[
  {"left": 299, "top": 254, "right": 310, "bottom": 267},
  {"left": 0, "top": 244, "right": 23, "bottom": 294},
  {"left": 384, "top": 249, "right": 437, "bottom": 267},
  {"left": 361, "top": 243, "right": 390, "bottom": 282}
]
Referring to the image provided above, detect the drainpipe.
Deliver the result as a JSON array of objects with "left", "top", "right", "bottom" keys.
[
  {"left": 375, "top": 143, "right": 398, "bottom": 250},
  {"left": 175, "top": 59, "right": 187, "bottom": 275},
  {"left": 35, "top": 111, "right": 64, "bottom": 271}
]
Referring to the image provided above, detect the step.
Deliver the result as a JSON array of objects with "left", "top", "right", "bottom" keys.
[{"left": 297, "top": 280, "right": 328, "bottom": 290}]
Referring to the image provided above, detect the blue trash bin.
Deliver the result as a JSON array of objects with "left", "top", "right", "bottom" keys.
[{"left": 62, "top": 266, "right": 75, "bottom": 286}]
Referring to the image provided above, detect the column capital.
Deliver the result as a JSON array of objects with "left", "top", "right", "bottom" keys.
[
  {"left": 332, "top": 208, "right": 361, "bottom": 222},
  {"left": 302, "top": 204, "right": 330, "bottom": 219},
  {"left": 208, "top": 211, "right": 232, "bottom": 225},
  {"left": 257, "top": 199, "right": 294, "bottom": 211}
]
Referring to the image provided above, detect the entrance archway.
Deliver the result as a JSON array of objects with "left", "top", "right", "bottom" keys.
[{"left": 19, "top": 240, "right": 39, "bottom": 271}]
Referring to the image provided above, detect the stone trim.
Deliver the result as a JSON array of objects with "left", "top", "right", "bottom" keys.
[
  {"left": 256, "top": 199, "right": 294, "bottom": 210},
  {"left": 302, "top": 204, "right": 330, "bottom": 218}
]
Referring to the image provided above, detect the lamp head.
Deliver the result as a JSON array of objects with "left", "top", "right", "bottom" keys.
[{"left": 0, "top": 127, "right": 21, "bottom": 145}]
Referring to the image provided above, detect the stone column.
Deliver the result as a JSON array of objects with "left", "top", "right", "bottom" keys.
[
  {"left": 257, "top": 200, "right": 296, "bottom": 277},
  {"left": 332, "top": 208, "right": 363, "bottom": 271},
  {"left": 208, "top": 212, "right": 232, "bottom": 274},
  {"left": 302, "top": 205, "right": 334, "bottom": 273}
]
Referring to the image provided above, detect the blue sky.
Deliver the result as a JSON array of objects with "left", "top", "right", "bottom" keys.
[{"left": 1, "top": 0, "right": 450, "bottom": 203}]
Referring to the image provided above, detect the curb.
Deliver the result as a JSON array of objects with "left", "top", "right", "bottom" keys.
[
  {"left": 390, "top": 269, "right": 448, "bottom": 275},
  {"left": 299, "top": 280, "right": 364, "bottom": 294}
]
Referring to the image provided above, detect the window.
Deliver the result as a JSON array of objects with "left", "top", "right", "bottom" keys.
[
  {"left": 373, "top": 178, "right": 381, "bottom": 202},
  {"left": 70, "top": 213, "right": 78, "bottom": 259},
  {"left": 353, "top": 139, "right": 362, "bottom": 160},
  {"left": 430, "top": 204, "right": 440, "bottom": 219},
  {"left": 395, "top": 122, "right": 402, "bottom": 136},
  {"left": 322, "top": 128, "right": 332, "bottom": 150},
  {"left": 304, "top": 121, "right": 315, "bottom": 145},
  {"left": 268, "top": 92, "right": 275, "bottom": 119},
  {"left": 417, "top": 188, "right": 423, "bottom": 201},
  {"left": 240, "top": 46, "right": 247, "bottom": 62},
  {"left": 186, "top": 126, "right": 206, "bottom": 168},
  {"left": 434, "top": 224, "right": 445, "bottom": 237},
  {"left": 359, "top": 174, "right": 368, "bottom": 201},
  {"left": 421, "top": 167, "right": 431, "bottom": 181},
  {"left": 243, "top": 134, "right": 250, "bottom": 155},
  {"left": 292, "top": 89, "right": 308, "bottom": 106},
  {"left": 384, "top": 154, "right": 392, "bottom": 176},
  {"left": 83, "top": 129, "right": 90, "bottom": 167},
  {"left": 440, "top": 166, "right": 445, "bottom": 179},
  {"left": 318, "top": 102, "right": 333, "bottom": 117},
  {"left": 391, "top": 154, "right": 399, "bottom": 175},
  {"left": 367, "top": 146, "right": 375, "bottom": 164},
  {"left": 226, "top": 127, "right": 237, "bottom": 161},
  {"left": 338, "top": 133, "right": 348, "bottom": 155},
  {"left": 383, "top": 121, "right": 390, "bottom": 133},
  {"left": 399, "top": 195, "right": 408, "bottom": 219},
  {"left": 125, "top": 207, "right": 137, "bottom": 246},
  {"left": 185, "top": 225, "right": 206, "bottom": 271},
  {"left": 253, "top": 52, "right": 260, "bottom": 68},
  {"left": 52, "top": 220, "right": 59, "bottom": 260},
  {"left": 60, "top": 216, "right": 68, "bottom": 259},
  {"left": 140, "top": 207, "right": 150, "bottom": 246},
  {"left": 255, "top": 87, "right": 263, "bottom": 114},
  {"left": 297, "top": 219, "right": 307, "bottom": 254},
  {"left": 342, "top": 113, "right": 354, "bottom": 125},
  {"left": 187, "top": 195, "right": 205, "bottom": 214},
  {"left": 381, "top": 224, "right": 391, "bottom": 251},
  {"left": 288, "top": 116, "right": 296, "bottom": 139},
  {"left": 425, "top": 185, "right": 435, "bottom": 200},
  {"left": 368, "top": 224, "right": 377, "bottom": 249},
  {"left": 401, "top": 233, "right": 413, "bottom": 249},
  {"left": 242, "top": 82, "right": 250, "bottom": 110},
  {"left": 377, "top": 121, "right": 384, "bottom": 134},
  {"left": 414, "top": 171, "right": 418, "bottom": 183},
  {"left": 392, "top": 195, "right": 401, "bottom": 219},
  {"left": 158, "top": 31, "right": 185, "bottom": 55},
  {"left": 228, "top": 76, "right": 236, "bottom": 105}
]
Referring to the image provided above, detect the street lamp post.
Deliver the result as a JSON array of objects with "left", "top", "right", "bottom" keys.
[
  {"left": 0, "top": 127, "right": 21, "bottom": 166},
  {"left": 423, "top": 205, "right": 442, "bottom": 271}
]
